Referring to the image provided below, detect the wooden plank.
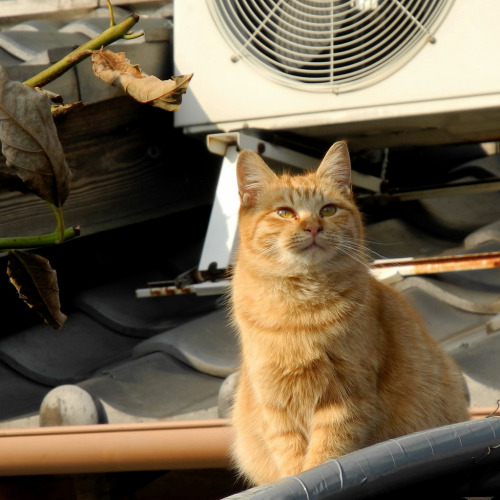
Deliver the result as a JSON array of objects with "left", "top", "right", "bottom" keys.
[{"left": 0, "top": 96, "right": 220, "bottom": 239}]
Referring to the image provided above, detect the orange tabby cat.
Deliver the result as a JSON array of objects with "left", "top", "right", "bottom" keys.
[{"left": 230, "top": 141, "right": 469, "bottom": 486}]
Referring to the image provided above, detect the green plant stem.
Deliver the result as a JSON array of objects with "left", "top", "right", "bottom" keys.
[
  {"left": 23, "top": 13, "right": 140, "bottom": 88},
  {"left": 0, "top": 227, "right": 81, "bottom": 250},
  {"left": 107, "top": 0, "right": 116, "bottom": 26},
  {"left": 49, "top": 203, "right": 66, "bottom": 243}
]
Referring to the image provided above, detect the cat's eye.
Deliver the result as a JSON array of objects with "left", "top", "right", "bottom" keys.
[
  {"left": 277, "top": 208, "right": 296, "bottom": 219},
  {"left": 319, "top": 204, "right": 337, "bottom": 218}
]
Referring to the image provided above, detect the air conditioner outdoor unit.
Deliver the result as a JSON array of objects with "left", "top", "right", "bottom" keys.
[
  {"left": 174, "top": 0, "right": 500, "bottom": 150},
  {"left": 166, "top": 0, "right": 500, "bottom": 295}
]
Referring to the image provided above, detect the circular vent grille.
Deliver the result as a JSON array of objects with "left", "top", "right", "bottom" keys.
[{"left": 208, "top": 0, "right": 453, "bottom": 92}]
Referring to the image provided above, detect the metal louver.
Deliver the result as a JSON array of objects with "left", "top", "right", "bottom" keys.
[{"left": 208, "top": 0, "right": 454, "bottom": 92}]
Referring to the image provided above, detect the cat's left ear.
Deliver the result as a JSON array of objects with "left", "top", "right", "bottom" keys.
[
  {"left": 316, "top": 141, "right": 352, "bottom": 193},
  {"left": 237, "top": 149, "right": 277, "bottom": 207}
]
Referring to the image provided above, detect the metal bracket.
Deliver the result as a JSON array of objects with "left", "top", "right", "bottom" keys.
[
  {"left": 207, "top": 132, "right": 383, "bottom": 192},
  {"left": 206, "top": 132, "right": 321, "bottom": 169}
]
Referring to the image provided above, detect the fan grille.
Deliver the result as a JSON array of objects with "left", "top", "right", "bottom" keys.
[{"left": 208, "top": 0, "right": 454, "bottom": 92}]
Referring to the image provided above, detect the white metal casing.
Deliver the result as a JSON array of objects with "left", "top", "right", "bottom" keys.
[{"left": 174, "top": 0, "right": 500, "bottom": 149}]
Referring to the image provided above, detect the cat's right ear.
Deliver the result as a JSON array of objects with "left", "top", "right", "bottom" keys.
[{"left": 236, "top": 150, "right": 277, "bottom": 207}]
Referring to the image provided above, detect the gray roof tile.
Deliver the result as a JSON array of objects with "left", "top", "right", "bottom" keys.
[
  {"left": 417, "top": 156, "right": 500, "bottom": 237},
  {"left": 73, "top": 274, "right": 219, "bottom": 338},
  {"left": 0, "top": 362, "right": 49, "bottom": 422},
  {"left": 79, "top": 352, "right": 223, "bottom": 420},
  {"left": 366, "top": 218, "right": 455, "bottom": 259},
  {"left": 396, "top": 276, "right": 500, "bottom": 315},
  {"left": 450, "top": 330, "right": 500, "bottom": 407},
  {"left": 0, "top": 47, "right": 22, "bottom": 66},
  {"left": 464, "top": 220, "right": 500, "bottom": 249},
  {"left": 59, "top": 17, "right": 128, "bottom": 39},
  {"left": 59, "top": 16, "right": 170, "bottom": 42},
  {"left": 0, "top": 312, "right": 140, "bottom": 386},
  {"left": 133, "top": 309, "right": 238, "bottom": 378},
  {"left": 401, "top": 285, "right": 493, "bottom": 344},
  {"left": 0, "top": 31, "right": 89, "bottom": 61},
  {"left": 8, "top": 19, "right": 67, "bottom": 32}
]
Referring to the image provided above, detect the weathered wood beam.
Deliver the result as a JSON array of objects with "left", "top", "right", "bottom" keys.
[{"left": 0, "top": 96, "right": 220, "bottom": 240}]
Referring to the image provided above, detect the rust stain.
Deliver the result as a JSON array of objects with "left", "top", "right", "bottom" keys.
[
  {"left": 144, "top": 286, "right": 195, "bottom": 297},
  {"left": 372, "top": 251, "right": 500, "bottom": 276}
]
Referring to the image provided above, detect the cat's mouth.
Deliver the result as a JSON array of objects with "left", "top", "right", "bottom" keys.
[
  {"left": 306, "top": 241, "right": 321, "bottom": 249},
  {"left": 301, "top": 236, "right": 324, "bottom": 251},
  {"left": 288, "top": 234, "right": 328, "bottom": 255}
]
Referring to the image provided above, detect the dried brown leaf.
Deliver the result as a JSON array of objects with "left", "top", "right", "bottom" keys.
[
  {"left": 0, "top": 67, "right": 71, "bottom": 206},
  {"left": 51, "top": 100, "right": 84, "bottom": 119},
  {"left": 92, "top": 49, "right": 192, "bottom": 111},
  {"left": 0, "top": 166, "right": 31, "bottom": 194},
  {"left": 7, "top": 250, "right": 67, "bottom": 330}
]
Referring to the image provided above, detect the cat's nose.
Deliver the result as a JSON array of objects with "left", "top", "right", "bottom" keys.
[{"left": 305, "top": 224, "right": 322, "bottom": 237}]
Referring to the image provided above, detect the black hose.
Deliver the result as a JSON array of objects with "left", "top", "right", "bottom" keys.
[{"left": 223, "top": 418, "right": 500, "bottom": 499}]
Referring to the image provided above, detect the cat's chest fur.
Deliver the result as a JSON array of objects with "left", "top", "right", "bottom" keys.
[{"left": 235, "top": 270, "right": 372, "bottom": 407}]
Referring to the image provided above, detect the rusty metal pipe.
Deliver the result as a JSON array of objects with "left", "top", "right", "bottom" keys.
[
  {"left": 0, "top": 419, "right": 232, "bottom": 476},
  {"left": 371, "top": 251, "right": 500, "bottom": 278}
]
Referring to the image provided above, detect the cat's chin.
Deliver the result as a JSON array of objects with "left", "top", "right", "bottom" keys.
[{"left": 289, "top": 245, "right": 333, "bottom": 267}]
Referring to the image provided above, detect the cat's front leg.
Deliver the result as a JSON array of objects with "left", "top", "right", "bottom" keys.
[
  {"left": 303, "top": 402, "right": 372, "bottom": 470},
  {"left": 263, "top": 405, "right": 308, "bottom": 478}
]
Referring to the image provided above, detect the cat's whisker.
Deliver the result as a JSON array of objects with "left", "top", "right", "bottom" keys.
[
  {"left": 364, "top": 238, "right": 405, "bottom": 260},
  {"left": 335, "top": 245, "right": 371, "bottom": 270},
  {"left": 353, "top": 245, "right": 386, "bottom": 262},
  {"left": 329, "top": 239, "right": 373, "bottom": 270},
  {"left": 364, "top": 238, "right": 402, "bottom": 248},
  {"left": 338, "top": 236, "right": 388, "bottom": 261}
]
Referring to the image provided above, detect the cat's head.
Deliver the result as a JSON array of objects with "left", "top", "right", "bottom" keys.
[{"left": 236, "top": 141, "right": 366, "bottom": 274}]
